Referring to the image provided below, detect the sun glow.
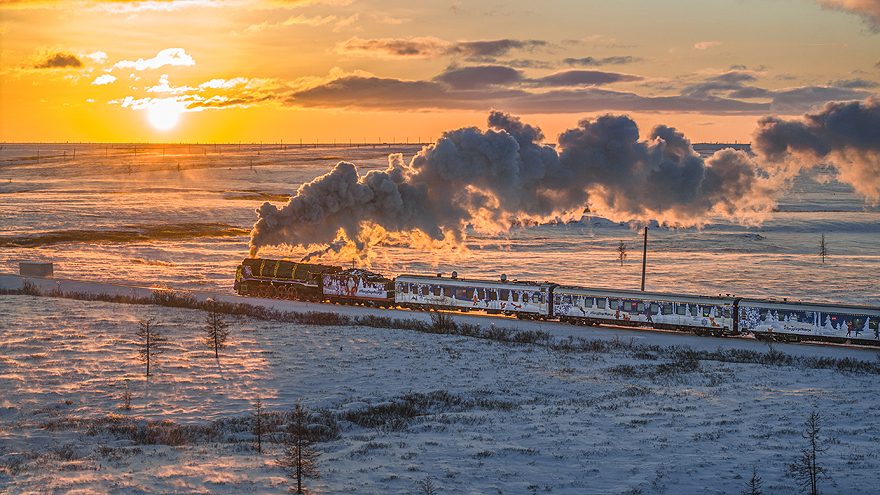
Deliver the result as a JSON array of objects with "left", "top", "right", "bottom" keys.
[{"left": 147, "top": 99, "right": 183, "bottom": 130}]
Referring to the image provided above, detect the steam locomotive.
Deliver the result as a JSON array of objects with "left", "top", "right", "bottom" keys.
[{"left": 234, "top": 258, "right": 880, "bottom": 346}]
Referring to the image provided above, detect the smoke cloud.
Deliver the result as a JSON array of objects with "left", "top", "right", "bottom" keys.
[
  {"left": 249, "top": 111, "right": 779, "bottom": 258},
  {"left": 753, "top": 97, "right": 880, "bottom": 202}
]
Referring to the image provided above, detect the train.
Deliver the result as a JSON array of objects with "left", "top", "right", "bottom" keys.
[{"left": 234, "top": 257, "right": 880, "bottom": 346}]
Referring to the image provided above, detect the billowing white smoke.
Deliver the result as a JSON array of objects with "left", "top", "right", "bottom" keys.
[
  {"left": 248, "top": 111, "right": 781, "bottom": 258},
  {"left": 753, "top": 96, "right": 880, "bottom": 204}
]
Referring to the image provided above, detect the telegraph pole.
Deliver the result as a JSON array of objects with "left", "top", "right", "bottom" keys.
[{"left": 640, "top": 226, "right": 648, "bottom": 291}]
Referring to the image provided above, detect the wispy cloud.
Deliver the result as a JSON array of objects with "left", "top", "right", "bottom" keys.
[
  {"left": 112, "top": 48, "right": 195, "bottom": 71},
  {"left": 244, "top": 13, "right": 338, "bottom": 33},
  {"left": 694, "top": 41, "right": 722, "bottom": 50},
  {"left": 816, "top": 0, "right": 880, "bottom": 31},
  {"left": 562, "top": 56, "right": 643, "bottom": 67},
  {"left": 29, "top": 49, "right": 84, "bottom": 69},
  {"left": 334, "top": 37, "right": 548, "bottom": 59},
  {"left": 91, "top": 74, "right": 116, "bottom": 85}
]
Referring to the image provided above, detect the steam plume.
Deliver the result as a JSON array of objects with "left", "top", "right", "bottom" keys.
[
  {"left": 249, "top": 111, "right": 778, "bottom": 258},
  {"left": 753, "top": 97, "right": 880, "bottom": 203}
]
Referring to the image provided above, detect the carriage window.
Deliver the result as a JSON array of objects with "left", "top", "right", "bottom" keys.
[
  {"left": 637, "top": 302, "right": 645, "bottom": 312},
  {"left": 703, "top": 307, "right": 712, "bottom": 317},
  {"left": 724, "top": 308, "right": 731, "bottom": 318},
  {"left": 597, "top": 298, "right": 605, "bottom": 309},
  {"left": 433, "top": 287, "right": 442, "bottom": 296},
  {"left": 870, "top": 320, "right": 879, "bottom": 330},
  {"left": 760, "top": 310, "right": 768, "bottom": 319},
  {"left": 623, "top": 301, "right": 632, "bottom": 311},
  {"left": 650, "top": 303, "right": 659, "bottom": 313},
  {"left": 400, "top": 284, "right": 409, "bottom": 294},
  {"left": 691, "top": 306, "right": 698, "bottom": 316},
  {"left": 677, "top": 305, "right": 686, "bottom": 315},
  {"left": 500, "top": 290, "right": 509, "bottom": 300},
  {"left": 611, "top": 300, "right": 619, "bottom": 310},
  {"left": 489, "top": 290, "right": 498, "bottom": 301},
  {"left": 466, "top": 289, "right": 474, "bottom": 298},
  {"left": 477, "top": 289, "right": 484, "bottom": 299},
  {"left": 444, "top": 288, "right": 452, "bottom": 297},
  {"left": 663, "top": 305, "right": 673, "bottom": 315}
]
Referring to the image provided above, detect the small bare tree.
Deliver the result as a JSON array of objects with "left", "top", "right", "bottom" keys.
[
  {"left": 788, "top": 411, "right": 831, "bottom": 495},
  {"left": 253, "top": 396, "right": 264, "bottom": 454},
  {"left": 136, "top": 318, "right": 166, "bottom": 377},
  {"left": 617, "top": 241, "right": 628, "bottom": 266},
  {"left": 818, "top": 234, "right": 828, "bottom": 263},
  {"left": 417, "top": 476, "right": 439, "bottom": 495},
  {"left": 203, "top": 298, "right": 231, "bottom": 359},
  {"left": 276, "top": 401, "right": 322, "bottom": 493},
  {"left": 742, "top": 466, "right": 763, "bottom": 495},
  {"left": 120, "top": 380, "right": 132, "bottom": 410}
]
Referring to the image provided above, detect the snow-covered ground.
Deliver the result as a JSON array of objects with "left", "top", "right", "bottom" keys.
[{"left": 1, "top": 277, "right": 879, "bottom": 494}]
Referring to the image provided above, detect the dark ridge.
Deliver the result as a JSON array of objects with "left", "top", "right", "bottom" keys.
[{"left": 0, "top": 222, "right": 249, "bottom": 247}]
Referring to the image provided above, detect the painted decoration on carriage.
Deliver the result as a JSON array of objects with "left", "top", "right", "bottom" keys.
[
  {"left": 323, "top": 274, "right": 389, "bottom": 300},
  {"left": 739, "top": 304, "right": 878, "bottom": 340},
  {"left": 394, "top": 276, "right": 549, "bottom": 317}
]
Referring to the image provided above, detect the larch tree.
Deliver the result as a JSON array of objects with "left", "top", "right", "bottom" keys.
[
  {"left": 253, "top": 396, "right": 264, "bottom": 454},
  {"left": 818, "top": 233, "right": 828, "bottom": 263},
  {"left": 276, "top": 401, "right": 322, "bottom": 494},
  {"left": 788, "top": 411, "right": 832, "bottom": 495},
  {"left": 617, "top": 240, "right": 628, "bottom": 266},
  {"left": 136, "top": 318, "right": 166, "bottom": 377},
  {"left": 203, "top": 298, "right": 231, "bottom": 359}
]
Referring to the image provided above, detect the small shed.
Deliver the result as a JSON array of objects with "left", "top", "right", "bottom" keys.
[{"left": 19, "top": 262, "right": 54, "bottom": 278}]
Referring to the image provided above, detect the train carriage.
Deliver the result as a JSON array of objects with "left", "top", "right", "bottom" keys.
[
  {"left": 322, "top": 269, "right": 395, "bottom": 307},
  {"left": 740, "top": 298, "right": 880, "bottom": 344},
  {"left": 553, "top": 285, "right": 740, "bottom": 336},
  {"left": 394, "top": 274, "right": 554, "bottom": 319}
]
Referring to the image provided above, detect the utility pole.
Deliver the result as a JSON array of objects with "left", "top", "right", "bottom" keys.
[{"left": 640, "top": 226, "right": 648, "bottom": 291}]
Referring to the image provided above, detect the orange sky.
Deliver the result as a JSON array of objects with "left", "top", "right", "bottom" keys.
[{"left": 1, "top": 0, "right": 879, "bottom": 144}]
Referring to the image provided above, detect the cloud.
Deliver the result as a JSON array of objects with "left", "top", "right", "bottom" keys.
[
  {"left": 448, "top": 39, "right": 547, "bottom": 58},
  {"left": 91, "top": 74, "right": 116, "bottom": 85},
  {"left": 832, "top": 78, "right": 880, "bottom": 88},
  {"left": 146, "top": 73, "right": 197, "bottom": 93},
  {"left": 198, "top": 77, "right": 251, "bottom": 90},
  {"left": 561, "top": 35, "right": 634, "bottom": 49},
  {"left": 531, "top": 70, "right": 643, "bottom": 87},
  {"left": 754, "top": 96, "right": 880, "bottom": 202},
  {"left": 85, "top": 51, "right": 108, "bottom": 63},
  {"left": 562, "top": 56, "right": 643, "bottom": 66},
  {"left": 334, "top": 36, "right": 548, "bottom": 59},
  {"left": 816, "top": 0, "right": 880, "bottom": 31},
  {"left": 113, "top": 48, "right": 195, "bottom": 71},
  {"left": 694, "top": 41, "right": 721, "bottom": 50},
  {"left": 335, "top": 36, "right": 451, "bottom": 58},
  {"left": 31, "top": 50, "right": 84, "bottom": 69},
  {"left": 435, "top": 66, "right": 523, "bottom": 90}
]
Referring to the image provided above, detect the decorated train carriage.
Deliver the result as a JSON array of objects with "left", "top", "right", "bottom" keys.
[
  {"left": 322, "top": 269, "right": 395, "bottom": 307},
  {"left": 553, "top": 285, "right": 740, "bottom": 336},
  {"left": 740, "top": 298, "right": 880, "bottom": 344},
  {"left": 395, "top": 274, "right": 555, "bottom": 319},
  {"left": 235, "top": 258, "right": 341, "bottom": 301}
]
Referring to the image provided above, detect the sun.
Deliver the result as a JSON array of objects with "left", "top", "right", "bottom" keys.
[{"left": 147, "top": 99, "right": 182, "bottom": 130}]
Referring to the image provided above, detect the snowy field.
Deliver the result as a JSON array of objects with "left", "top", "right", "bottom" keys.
[{"left": 1, "top": 279, "right": 880, "bottom": 494}]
